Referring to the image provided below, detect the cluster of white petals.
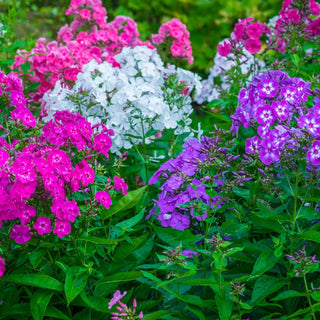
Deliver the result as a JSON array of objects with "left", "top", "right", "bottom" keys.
[{"left": 43, "top": 46, "right": 201, "bottom": 154}]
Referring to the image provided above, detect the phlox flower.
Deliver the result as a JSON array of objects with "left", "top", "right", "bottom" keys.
[
  {"left": 53, "top": 220, "right": 71, "bottom": 238},
  {"left": 108, "top": 290, "right": 127, "bottom": 309},
  {"left": 95, "top": 190, "right": 112, "bottom": 209},
  {"left": 10, "top": 224, "right": 32, "bottom": 244},
  {"left": 33, "top": 217, "right": 52, "bottom": 235},
  {"left": 307, "top": 140, "right": 320, "bottom": 165},
  {"left": 0, "top": 256, "right": 5, "bottom": 276},
  {"left": 114, "top": 176, "right": 128, "bottom": 195}
]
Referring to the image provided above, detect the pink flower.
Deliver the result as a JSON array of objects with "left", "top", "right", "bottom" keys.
[
  {"left": 0, "top": 150, "right": 9, "bottom": 168},
  {"left": 79, "top": 9, "right": 91, "bottom": 20},
  {"left": 217, "top": 41, "right": 231, "bottom": 57},
  {"left": 10, "top": 90, "right": 26, "bottom": 108},
  {"left": 33, "top": 216, "right": 52, "bottom": 235},
  {"left": 109, "top": 290, "right": 127, "bottom": 309},
  {"left": 11, "top": 106, "right": 36, "bottom": 128},
  {"left": 171, "top": 42, "right": 184, "bottom": 57},
  {"left": 53, "top": 220, "right": 71, "bottom": 238},
  {"left": 20, "top": 205, "right": 36, "bottom": 224},
  {"left": 10, "top": 224, "right": 32, "bottom": 244},
  {"left": 0, "top": 256, "right": 5, "bottom": 277},
  {"left": 114, "top": 176, "right": 128, "bottom": 195},
  {"left": 244, "top": 38, "right": 261, "bottom": 54},
  {"left": 95, "top": 190, "right": 112, "bottom": 209},
  {"left": 93, "top": 133, "right": 112, "bottom": 157},
  {"left": 246, "top": 22, "right": 263, "bottom": 39}
]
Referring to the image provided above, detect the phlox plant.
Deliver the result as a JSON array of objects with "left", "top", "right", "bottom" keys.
[{"left": 2, "top": 0, "right": 320, "bottom": 319}]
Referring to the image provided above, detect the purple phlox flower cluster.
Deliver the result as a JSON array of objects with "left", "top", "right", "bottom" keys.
[
  {"left": 108, "top": 290, "right": 143, "bottom": 320},
  {"left": 231, "top": 70, "right": 320, "bottom": 166},
  {"left": 0, "top": 71, "right": 36, "bottom": 128},
  {"left": 149, "top": 135, "right": 238, "bottom": 231},
  {"left": 0, "top": 109, "right": 125, "bottom": 246},
  {"left": 286, "top": 246, "right": 319, "bottom": 277}
]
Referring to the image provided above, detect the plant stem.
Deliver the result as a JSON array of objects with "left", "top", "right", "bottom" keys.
[{"left": 303, "top": 273, "right": 316, "bottom": 320}]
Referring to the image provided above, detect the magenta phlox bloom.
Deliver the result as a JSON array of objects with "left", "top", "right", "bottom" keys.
[
  {"left": 33, "top": 216, "right": 52, "bottom": 235},
  {"left": 0, "top": 149, "right": 9, "bottom": 168},
  {"left": 20, "top": 204, "right": 37, "bottom": 224},
  {"left": 93, "top": 133, "right": 112, "bottom": 157},
  {"left": 10, "top": 224, "right": 32, "bottom": 244},
  {"left": 11, "top": 106, "right": 36, "bottom": 128},
  {"left": 0, "top": 256, "right": 5, "bottom": 276},
  {"left": 272, "top": 100, "right": 288, "bottom": 121},
  {"left": 257, "top": 79, "right": 279, "bottom": 98},
  {"left": 95, "top": 190, "right": 112, "bottom": 209},
  {"left": 53, "top": 220, "right": 71, "bottom": 238},
  {"left": 114, "top": 176, "right": 128, "bottom": 195}
]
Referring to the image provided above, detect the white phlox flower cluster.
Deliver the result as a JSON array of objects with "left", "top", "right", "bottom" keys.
[
  {"left": 43, "top": 46, "right": 202, "bottom": 154},
  {"left": 195, "top": 42, "right": 265, "bottom": 104}
]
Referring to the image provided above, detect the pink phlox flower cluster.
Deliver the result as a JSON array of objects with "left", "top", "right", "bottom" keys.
[
  {"left": 0, "top": 256, "right": 5, "bottom": 277},
  {"left": 218, "top": 18, "right": 270, "bottom": 56},
  {"left": 152, "top": 18, "right": 193, "bottom": 64},
  {"left": 0, "top": 110, "right": 115, "bottom": 242},
  {"left": 231, "top": 70, "right": 320, "bottom": 166},
  {"left": 109, "top": 290, "right": 143, "bottom": 320},
  {"left": 13, "top": 0, "right": 154, "bottom": 102},
  {"left": 0, "top": 71, "right": 36, "bottom": 128},
  {"left": 272, "top": 0, "right": 320, "bottom": 52}
]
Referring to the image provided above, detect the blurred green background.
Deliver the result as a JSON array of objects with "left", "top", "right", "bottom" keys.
[{"left": 0, "top": 0, "right": 281, "bottom": 76}]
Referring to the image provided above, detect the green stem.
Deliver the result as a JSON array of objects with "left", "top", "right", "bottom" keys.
[
  {"left": 176, "top": 265, "right": 183, "bottom": 314},
  {"left": 303, "top": 273, "right": 316, "bottom": 320}
]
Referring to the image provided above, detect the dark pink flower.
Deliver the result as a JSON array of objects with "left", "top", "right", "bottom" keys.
[
  {"left": 10, "top": 224, "right": 32, "bottom": 244},
  {"left": 114, "top": 176, "right": 128, "bottom": 195},
  {"left": 217, "top": 41, "right": 231, "bottom": 57},
  {"left": 0, "top": 256, "right": 5, "bottom": 276},
  {"left": 109, "top": 290, "right": 127, "bottom": 309},
  {"left": 246, "top": 22, "right": 263, "bottom": 39},
  {"left": 33, "top": 216, "right": 52, "bottom": 235},
  {"left": 95, "top": 190, "right": 112, "bottom": 209},
  {"left": 93, "top": 133, "right": 112, "bottom": 157},
  {"left": 244, "top": 38, "right": 261, "bottom": 54},
  {"left": 53, "top": 220, "right": 71, "bottom": 238}
]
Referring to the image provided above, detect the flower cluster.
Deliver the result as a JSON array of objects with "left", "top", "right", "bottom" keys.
[
  {"left": 218, "top": 17, "right": 270, "bottom": 56},
  {"left": 0, "top": 107, "right": 126, "bottom": 246},
  {"left": 286, "top": 246, "right": 319, "bottom": 276},
  {"left": 230, "top": 70, "right": 320, "bottom": 166},
  {"left": 43, "top": 46, "right": 201, "bottom": 154},
  {"left": 13, "top": 0, "right": 153, "bottom": 101},
  {"left": 13, "top": 0, "right": 194, "bottom": 102},
  {"left": 0, "top": 70, "right": 36, "bottom": 127},
  {"left": 152, "top": 18, "right": 194, "bottom": 64},
  {"left": 195, "top": 42, "right": 265, "bottom": 104},
  {"left": 108, "top": 290, "right": 143, "bottom": 320},
  {"left": 0, "top": 256, "right": 5, "bottom": 276},
  {"left": 148, "top": 134, "right": 240, "bottom": 231}
]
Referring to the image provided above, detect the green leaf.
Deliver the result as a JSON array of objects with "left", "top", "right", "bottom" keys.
[
  {"left": 101, "top": 186, "right": 147, "bottom": 219},
  {"left": 30, "top": 289, "right": 53, "bottom": 320},
  {"left": 0, "top": 303, "right": 30, "bottom": 319},
  {"left": 28, "top": 248, "right": 46, "bottom": 268},
  {"left": 251, "top": 251, "right": 279, "bottom": 277},
  {"left": 4, "top": 273, "right": 63, "bottom": 291},
  {"left": 179, "top": 278, "right": 218, "bottom": 287},
  {"left": 112, "top": 234, "right": 148, "bottom": 262},
  {"left": 251, "top": 276, "right": 285, "bottom": 305},
  {"left": 79, "top": 292, "right": 111, "bottom": 313},
  {"left": 64, "top": 267, "right": 88, "bottom": 305},
  {"left": 142, "top": 310, "right": 179, "bottom": 320},
  {"left": 215, "top": 295, "right": 232, "bottom": 320},
  {"left": 114, "top": 208, "right": 144, "bottom": 232},
  {"left": 298, "top": 230, "right": 320, "bottom": 244},
  {"left": 272, "top": 290, "right": 305, "bottom": 301},
  {"left": 187, "top": 305, "right": 206, "bottom": 320},
  {"left": 311, "top": 291, "right": 320, "bottom": 302},
  {"left": 45, "top": 306, "right": 72, "bottom": 320},
  {"left": 75, "top": 236, "right": 123, "bottom": 245},
  {"left": 95, "top": 270, "right": 142, "bottom": 286},
  {"left": 297, "top": 206, "right": 319, "bottom": 221},
  {"left": 233, "top": 187, "right": 250, "bottom": 200}
]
